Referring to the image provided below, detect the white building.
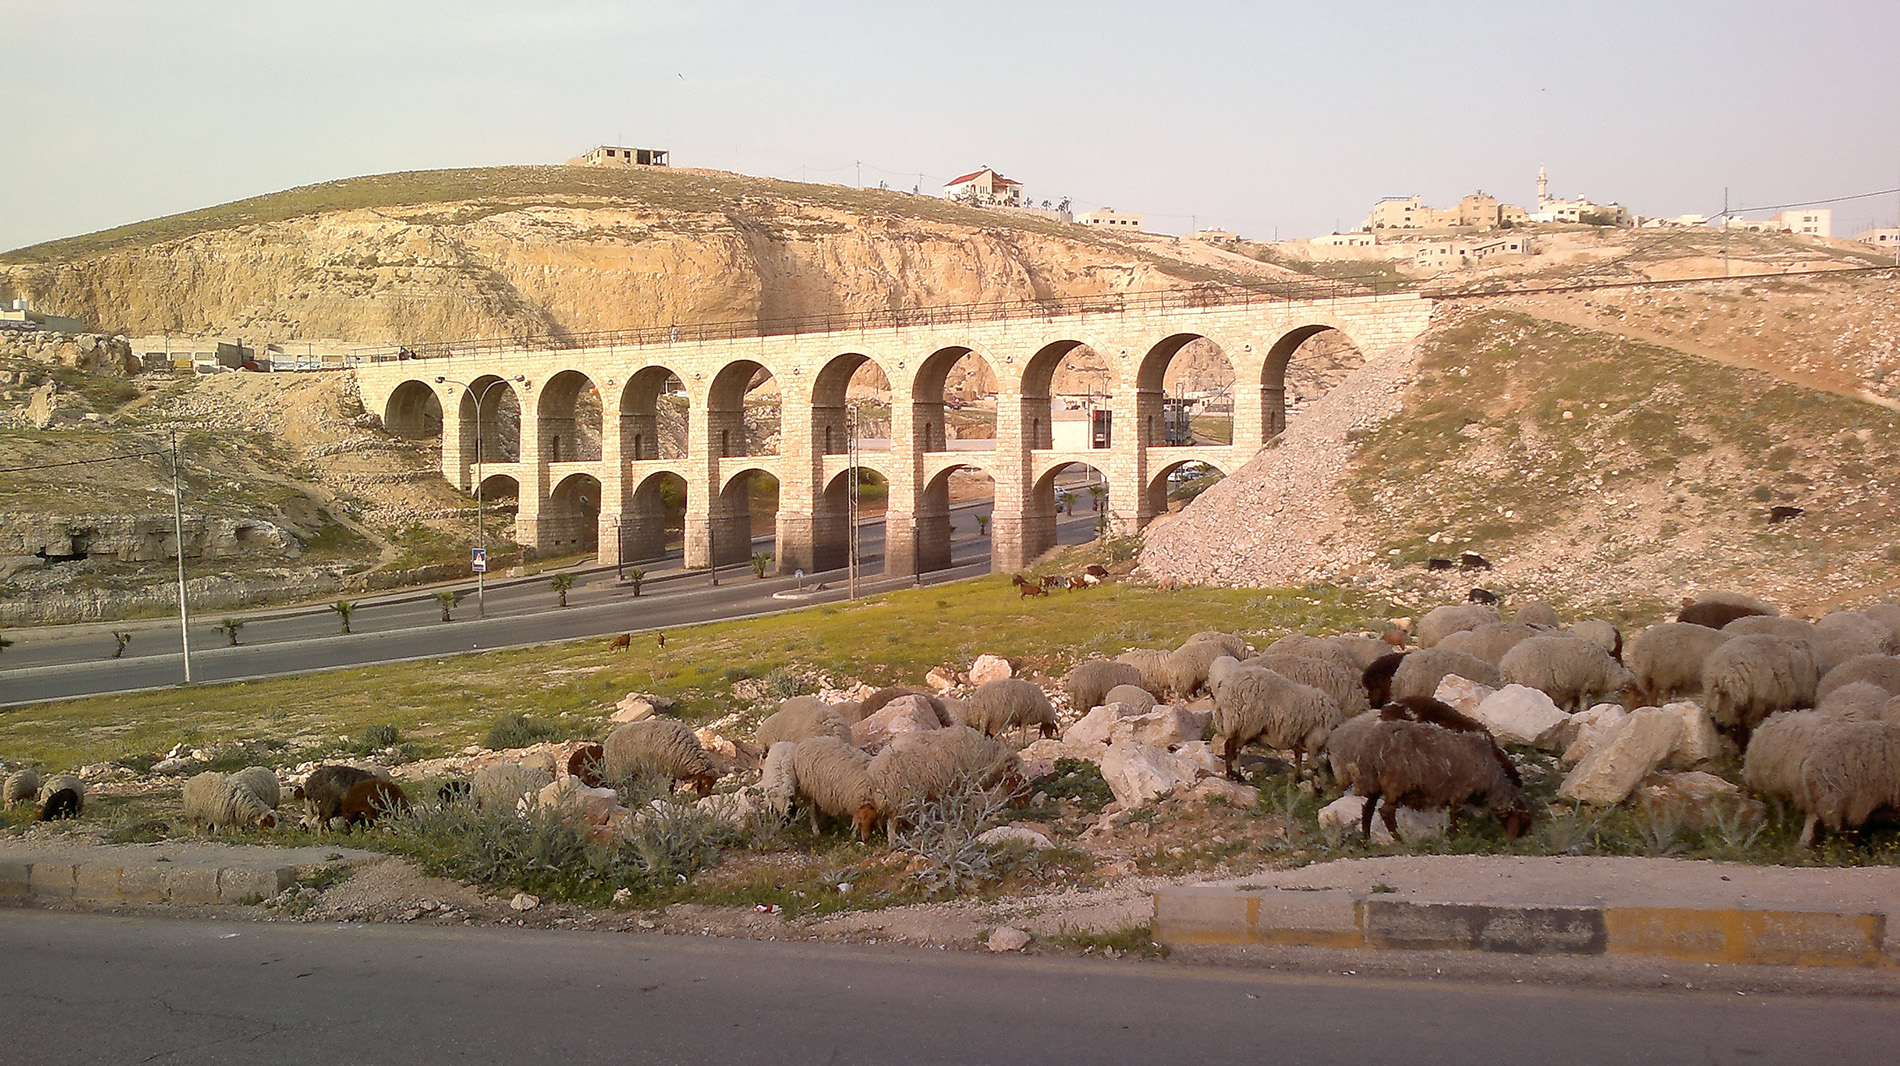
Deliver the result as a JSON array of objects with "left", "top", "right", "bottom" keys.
[
  {"left": 1854, "top": 228, "right": 1900, "bottom": 250},
  {"left": 942, "top": 167, "right": 1023, "bottom": 207},
  {"left": 1530, "top": 165, "right": 1628, "bottom": 225},
  {"left": 1078, "top": 207, "right": 1143, "bottom": 231}
]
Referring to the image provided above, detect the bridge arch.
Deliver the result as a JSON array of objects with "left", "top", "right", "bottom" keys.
[
  {"left": 1022, "top": 339, "right": 1113, "bottom": 451},
  {"left": 709, "top": 359, "right": 780, "bottom": 458},
  {"left": 914, "top": 461, "right": 997, "bottom": 573},
  {"left": 1029, "top": 459, "right": 1111, "bottom": 553},
  {"left": 1263, "top": 324, "right": 1366, "bottom": 438},
  {"left": 813, "top": 353, "right": 893, "bottom": 455},
  {"left": 1135, "top": 334, "right": 1237, "bottom": 448},
  {"left": 712, "top": 466, "right": 778, "bottom": 571},
  {"left": 537, "top": 370, "right": 603, "bottom": 463},
  {"left": 619, "top": 469, "right": 687, "bottom": 563},
  {"left": 619, "top": 365, "right": 688, "bottom": 461},
  {"left": 812, "top": 464, "right": 892, "bottom": 574},
  {"left": 911, "top": 345, "right": 1000, "bottom": 453},
  {"left": 544, "top": 471, "right": 601, "bottom": 552},
  {"left": 382, "top": 379, "right": 443, "bottom": 441},
  {"left": 1144, "top": 456, "right": 1229, "bottom": 517},
  {"left": 457, "top": 374, "right": 522, "bottom": 465}
]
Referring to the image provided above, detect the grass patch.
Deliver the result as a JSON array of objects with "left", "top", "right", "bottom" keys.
[{"left": 1050, "top": 921, "right": 1170, "bottom": 959}]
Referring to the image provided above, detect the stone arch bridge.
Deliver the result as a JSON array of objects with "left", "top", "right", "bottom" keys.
[{"left": 354, "top": 291, "right": 1434, "bottom": 575}]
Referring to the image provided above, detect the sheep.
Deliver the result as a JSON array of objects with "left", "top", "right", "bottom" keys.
[
  {"left": 1570, "top": 619, "right": 1624, "bottom": 662},
  {"left": 4, "top": 768, "right": 40, "bottom": 808},
  {"left": 1157, "top": 640, "right": 1235, "bottom": 701},
  {"left": 603, "top": 718, "right": 720, "bottom": 796},
  {"left": 1817, "top": 681, "right": 1894, "bottom": 719},
  {"left": 1703, "top": 634, "right": 1820, "bottom": 745},
  {"left": 1817, "top": 654, "right": 1900, "bottom": 704},
  {"left": 965, "top": 678, "right": 1057, "bottom": 741},
  {"left": 36, "top": 774, "right": 84, "bottom": 821},
  {"left": 868, "top": 726, "right": 1021, "bottom": 843},
  {"left": 1512, "top": 601, "right": 1562, "bottom": 628},
  {"left": 1243, "top": 653, "right": 1370, "bottom": 718},
  {"left": 339, "top": 778, "right": 410, "bottom": 828},
  {"left": 1114, "top": 649, "right": 1172, "bottom": 693},
  {"left": 760, "top": 741, "right": 798, "bottom": 818},
  {"left": 1856, "top": 603, "right": 1900, "bottom": 643},
  {"left": 1679, "top": 600, "right": 1772, "bottom": 630},
  {"left": 1379, "top": 696, "right": 1521, "bottom": 784},
  {"left": 182, "top": 771, "right": 278, "bottom": 831},
  {"left": 1723, "top": 615, "right": 1815, "bottom": 642},
  {"left": 1184, "top": 630, "right": 1248, "bottom": 659},
  {"left": 1745, "top": 710, "right": 1846, "bottom": 804},
  {"left": 1416, "top": 604, "right": 1500, "bottom": 648},
  {"left": 1817, "top": 610, "right": 1900, "bottom": 650},
  {"left": 1437, "top": 622, "right": 1545, "bottom": 666},
  {"left": 1498, "top": 634, "right": 1635, "bottom": 713},
  {"left": 1797, "top": 720, "right": 1900, "bottom": 846},
  {"left": 1102, "top": 683, "right": 1158, "bottom": 713},
  {"left": 1810, "top": 613, "right": 1900, "bottom": 675},
  {"left": 1330, "top": 634, "right": 1397, "bottom": 671},
  {"left": 1361, "top": 651, "right": 1407, "bottom": 707},
  {"left": 1067, "top": 660, "right": 1148, "bottom": 712},
  {"left": 567, "top": 743, "right": 607, "bottom": 787},
  {"left": 1211, "top": 665, "right": 1342, "bottom": 780},
  {"left": 229, "top": 766, "right": 282, "bottom": 809},
  {"left": 1262, "top": 634, "right": 1358, "bottom": 671},
  {"left": 471, "top": 762, "right": 555, "bottom": 812},
  {"left": 1326, "top": 711, "right": 1531, "bottom": 841},
  {"left": 858, "top": 687, "right": 949, "bottom": 724},
  {"left": 755, "top": 699, "right": 855, "bottom": 748},
  {"left": 297, "top": 765, "right": 381, "bottom": 826},
  {"left": 1207, "top": 654, "right": 1245, "bottom": 694},
  {"left": 1388, "top": 647, "right": 1500, "bottom": 703},
  {"left": 1626, "top": 622, "right": 1733, "bottom": 704},
  {"left": 790, "top": 735, "right": 880, "bottom": 839}
]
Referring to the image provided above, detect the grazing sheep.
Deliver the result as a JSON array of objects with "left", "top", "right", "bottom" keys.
[
  {"left": 1389, "top": 647, "right": 1500, "bottom": 703},
  {"left": 1207, "top": 655, "right": 1245, "bottom": 694},
  {"left": 1817, "top": 681, "right": 1895, "bottom": 719},
  {"left": 1262, "top": 634, "right": 1358, "bottom": 671},
  {"left": 790, "top": 736, "right": 880, "bottom": 839},
  {"left": 760, "top": 741, "right": 798, "bottom": 818},
  {"left": 229, "top": 766, "right": 282, "bottom": 809},
  {"left": 1330, "top": 635, "right": 1396, "bottom": 671},
  {"left": 1244, "top": 653, "right": 1370, "bottom": 718},
  {"left": 1818, "top": 655, "right": 1900, "bottom": 703},
  {"left": 1723, "top": 615, "right": 1815, "bottom": 642},
  {"left": 868, "top": 726, "right": 1020, "bottom": 843},
  {"left": 1102, "top": 684, "right": 1158, "bottom": 713},
  {"left": 755, "top": 699, "right": 855, "bottom": 748},
  {"left": 182, "top": 771, "right": 278, "bottom": 831},
  {"left": 1512, "top": 601, "right": 1562, "bottom": 628},
  {"left": 1498, "top": 635, "right": 1635, "bottom": 713},
  {"left": 603, "top": 719, "right": 721, "bottom": 796},
  {"left": 1416, "top": 604, "right": 1499, "bottom": 648},
  {"left": 1570, "top": 619, "right": 1624, "bottom": 662},
  {"left": 4, "top": 768, "right": 40, "bottom": 808},
  {"left": 1627, "top": 622, "right": 1734, "bottom": 704},
  {"left": 1810, "top": 613, "right": 1900, "bottom": 675},
  {"left": 966, "top": 678, "right": 1058, "bottom": 741},
  {"left": 471, "top": 762, "right": 554, "bottom": 812},
  {"left": 1185, "top": 630, "right": 1248, "bottom": 659},
  {"left": 1797, "top": 720, "right": 1900, "bottom": 846},
  {"left": 1114, "top": 649, "right": 1172, "bottom": 693},
  {"left": 858, "top": 686, "right": 949, "bottom": 724},
  {"left": 1211, "top": 666, "right": 1343, "bottom": 780},
  {"left": 1467, "top": 588, "right": 1499, "bottom": 606},
  {"left": 1437, "top": 622, "right": 1545, "bottom": 666},
  {"left": 298, "top": 765, "right": 381, "bottom": 826},
  {"left": 339, "top": 778, "right": 410, "bottom": 828},
  {"left": 1703, "top": 635, "right": 1821, "bottom": 744},
  {"left": 1745, "top": 710, "right": 1847, "bottom": 803},
  {"left": 1856, "top": 603, "right": 1900, "bottom": 643},
  {"left": 35, "top": 774, "right": 84, "bottom": 821},
  {"left": 567, "top": 743, "right": 607, "bottom": 787},
  {"left": 1326, "top": 712, "right": 1531, "bottom": 841},
  {"left": 1380, "top": 696, "right": 1521, "bottom": 784},
  {"left": 1067, "top": 660, "right": 1148, "bottom": 712},
  {"left": 1155, "top": 641, "right": 1231, "bottom": 701},
  {"left": 1679, "top": 593, "right": 1775, "bottom": 630},
  {"left": 1361, "top": 652, "right": 1407, "bottom": 708}
]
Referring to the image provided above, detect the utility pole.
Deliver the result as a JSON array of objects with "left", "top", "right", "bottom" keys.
[
  {"left": 847, "top": 407, "right": 861, "bottom": 601},
  {"left": 169, "top": 430, "right": 192, "bottom": 684},
  {"left": 1723, "top": 187, "right": 1731, "bottom": 278}
]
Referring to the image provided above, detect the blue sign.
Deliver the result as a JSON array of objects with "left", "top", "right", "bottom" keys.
[{"left": 471, "top": 548, "right": 488, "bottom": 574}]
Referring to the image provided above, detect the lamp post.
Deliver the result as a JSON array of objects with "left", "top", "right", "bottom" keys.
[{"left": 438, "top": 374, "right": 523, "bottom": 619}]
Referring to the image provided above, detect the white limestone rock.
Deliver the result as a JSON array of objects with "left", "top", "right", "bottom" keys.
[
  {"left": 1558, "top": 707, "right": 1684, "bottom": 806},
  {"left": 1099, "top": 741, "right": 1200, "bottom": 808},
  {"left": 969, "top": 654, "right": 1015, "bottom": 687},
  {"left": 1433, "top": 674, "right": 1496, "bottom": 716},
  {"left": 1561, "top": 704, "right": 1629, "bottom": 765},
  {"left": 1468, "top": 683, "right": 1571, "bottom": 749}
]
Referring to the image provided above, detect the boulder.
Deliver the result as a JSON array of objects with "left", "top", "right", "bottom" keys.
[
  {"left": 696, "top": 786, "right": 768, "bottom": 828},
  {"left": 1637, "top": 770, "right": 1767, "bottom": 831},
  {"left": 851, "top": 694, "right": 941, "bottom": 752},
  {"left": 986, "top": 926, "right": 1031, "bottom": 953},
  {"left": 509, "top": 892, "right": 540, "bottom": 911},
  {"left": 1433, "top": 674, "right": 1496, "bottom": 716},
  {"left": 1099, "top": 741, "right": 1201, "bottom": 808},
  {"left": 612, "top": 694, "right": 660, "bottom": 724},
  {"left": 1558, "top": 707, "right": 1684, "bottom": 806},
  {"left": 536, "top": 776, "right": 628, "bottom": 835},
  {"left": 1020, "top": 736, "right": 1107, "bottom": 764},
  {"left": 924, "top": 666, "right": 959, "bottom": 694},
  {"left": 1189, "top": 777, "right": 1259, "bottom": 807},
  {"left": 1660, "top": 700, "right": 1723, "bottom": 768},
  {"left": 151, "top": 756, "right": 205, "bottom": 776},
  {"left": 1172, "top": 740, "right": 1227, "bottom": 777},
  {"left": 692, "top": 729, "right": 756, "bottom": 774},
  {"left": 1109, "top": 706, "right": 1210, "bottom": 750},
  {"left": 1317, "top": 794, "right": 1447, "bottom": 843},
  {"left": 1063, "top": 702, "right": 1142, "bottom": 747},
  {"left": 976, "top": 825, "right": 1055, "bottom": 849},
  {"left": 1466, "top": 683, "right": 1571, "bottom": 749},
  {"left": 1561, "top": 704, "right": 1629, "bottom": 765},
  {"left": 969, "top": 654, "right": 1015, "bottom": 687}
]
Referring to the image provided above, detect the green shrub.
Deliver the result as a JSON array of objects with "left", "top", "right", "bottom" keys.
[{"left": 485, "top": 713, "right": 562, "bottom": 750}]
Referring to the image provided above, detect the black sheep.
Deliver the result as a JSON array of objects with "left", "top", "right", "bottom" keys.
[{"left": 1466, "top": 588, "right": 1499, "bottom": 606}]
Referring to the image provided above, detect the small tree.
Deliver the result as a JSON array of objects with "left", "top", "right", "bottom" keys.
[
  {"left": 330, "top": 600, "right": 357, "bottom": 635},
  {"left": 1095, "top": 513, "right": 1111, "bottom": 538},
  {"left": 0, "top": 632, "right": 13, "bottom": 655},
  {"left": 434, "top": 589, "right": 460, "bottom": 622},
  {"left": 111, "top": 631, "right": 133, "bottom": 658},
  {"left": 975, "top": 514, "right": 990, "bottom": 536},
  {"left": 625, "top": 567, "right": 647, "bottom": 597},
  {"left": 751, "top": 551, "right": 773, "bottom": 578},
  {"left": 1088, "top": 483, "right": 1108, "bottom": 513},
  {"left": 1058, "top": 491, "right": 1079, "bottom": 515},
  {"left": 551, "top": 572, "right": 576, "bottom": 608},
  {"left": 215, "top": 618, "right": 245, "bottom": 646}
]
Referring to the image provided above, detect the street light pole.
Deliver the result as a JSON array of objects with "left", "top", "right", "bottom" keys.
[
  {"left": 169, "top": 429, "right": 192, "bottom": 684},
  {"left": 439, "top": 375, "right": 522, "bottom": 619}
]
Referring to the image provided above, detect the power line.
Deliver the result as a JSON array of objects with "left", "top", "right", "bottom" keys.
[{"left": 1719, "top": 186, "right": 1900, "bottom": 216}]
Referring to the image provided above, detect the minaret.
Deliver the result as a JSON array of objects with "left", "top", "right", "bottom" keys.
[{"left": 1537, "top": 165, "right": 1549, "bottom": 208}]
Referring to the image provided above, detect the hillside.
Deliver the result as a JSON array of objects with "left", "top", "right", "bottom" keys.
[
  {"left": 1139, "top": 269, "right": 1900, "bottom": 616},
  {"left": 0, "top": 165, "right": 1309, "bottom": 345}
]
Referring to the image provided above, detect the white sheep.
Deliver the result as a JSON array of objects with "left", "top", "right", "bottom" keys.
[
  {"left": 755, "top": 698, "right": 854, "bottom": 747},
  {"left": 1818, "top": 654, "right": 1900, "bottom": 703},
  {"left": 1388, "top": 647, "right": 1500, "bottom": 702},
  {"left": 1243, "top": 652, "right": 1369, "bottom": 718},
  {"left": 1498, "top": 634, "right": 1634, "bottom": 713},
  {"left": 1512, "top": 601, "right": 1562, "bottom": 628},
  {"left": 868, "top": 726, "right": 1020, "bottom": 843},
  {"left": 1703, "top": 634, "right": 1820, "bottom": 743},
  {"left": 1067, "top": 660, "right": 1148, "bottom": 711},
  {"left": 603, "top": 719, "right": 720, "bottom": 796},
  {"left": 760, "top": 741, "right": 798, "bottom": 818},
  {"left": 965, "top": 678, "right": 1057, "bottom": 741},
  {"left": 229, "top": 766, "right": 282, "bottom": 809},
  {"left": 1211, "top": 665, "right": 1342, "bottom": 781},
  {"left": 4, "top": 768, "right": 40, "bottom": 809},
  {"left": 1797, "top": 720, "right": 1900, "bottom": 847},
  {"left": 1437, "top": 622, "right": 1545, "bottom": 666},
  {"left": 1416, "top": 604, "right": 1499, "bottom": 648},
  {"left": 790, "top": 736, "right": 880, "bottom": 839},
  {"left": 183, "top": 771, "right": 278, "bottom": 831},
  {"left": 1627, "top": 622, "right": 1733, "bottom": 704}
]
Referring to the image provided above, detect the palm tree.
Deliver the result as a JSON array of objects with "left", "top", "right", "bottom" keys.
[
  {"left": 0, "top": 633, "right": 13, "bottom": 655},
  {"left": 751, "top": 551, "right": 773, "bottom": 578},
  {"left": 1088, "top": 483, "right": 1108, "bottom": 513},
  {"left": 215, "top": 618, "right": 245, "bottom": 646},
  {"left": 1058, "top": 491, "right": 1079, "bottom": 515},
  {"left": 975, "top": 514, "right": 990, "bottom": 536},
  {"left": 625, "top": 567, "right": 647, "bottom": 596},
  {"left": 330, "top": 600, "right": 357, "bottom": 634},
  {"left": 551, "top": 572, "right": 576, "bottom": 608},
  {"left": 111, "top": 631, "right": 133, "bottom": 658},
  {"left": 434, "top": 590, "right": 460, "bottom": 622}
]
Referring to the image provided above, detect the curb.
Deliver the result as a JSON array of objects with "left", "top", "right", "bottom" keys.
[
  {"left": 1152, "top": 887, "right": 1899, "bottom": 969},
  {"left": 0, "top": 858, "right": 295, "bottom": 906}
]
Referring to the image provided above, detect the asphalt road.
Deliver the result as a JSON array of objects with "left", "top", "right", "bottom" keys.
[
  {"left": 0, "top": 507, "right": 1102, "bottom": 705},
  {"left": 4, "top": 910, "right": 1892, "bottom": 1066}
]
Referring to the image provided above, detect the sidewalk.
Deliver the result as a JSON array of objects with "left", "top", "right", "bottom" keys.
[
  {"left": 1154, "top": 856, "right": 1900, "bottom": 969},
  {"left": 0, "top": 840, "right": 375, "bottom": 906}
]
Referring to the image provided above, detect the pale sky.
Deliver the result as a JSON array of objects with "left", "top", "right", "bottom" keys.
[{"left": 4, "top": 0, "right": 1898, "bottom": 252}]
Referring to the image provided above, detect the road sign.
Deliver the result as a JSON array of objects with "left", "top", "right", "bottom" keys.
[{"left": 471, "top": 548, "right": 488, "bottom": 574}]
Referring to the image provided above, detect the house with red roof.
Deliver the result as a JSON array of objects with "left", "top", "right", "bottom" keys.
[{"left": 942, "top": 167, "right": 1024, "bottom": 208}]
